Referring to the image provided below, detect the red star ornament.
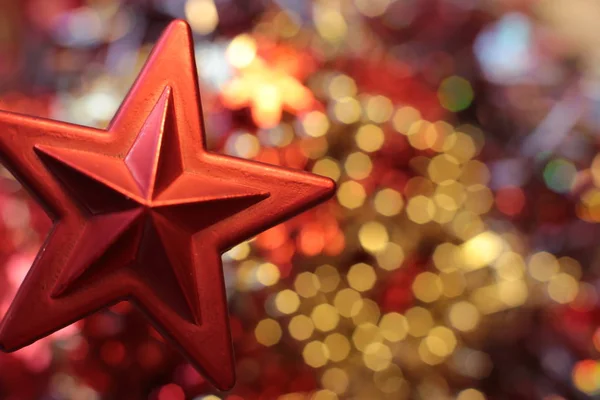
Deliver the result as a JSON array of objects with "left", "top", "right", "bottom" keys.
[{"left": 0, "top": 20, "right": 334, "bottom": 390}]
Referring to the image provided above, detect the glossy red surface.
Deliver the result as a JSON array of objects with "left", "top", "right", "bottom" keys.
[{"left": 0, "top": 20, "right": 335, "bottom": 390}]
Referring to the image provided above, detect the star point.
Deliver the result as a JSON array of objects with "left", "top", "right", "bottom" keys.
[{"left": 125, "top": 85, "right": 182, "bottom": 200}]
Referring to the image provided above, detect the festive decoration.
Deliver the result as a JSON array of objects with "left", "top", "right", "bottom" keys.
[
  {"left": 4, "top": 1, "right": 600, "bottom": 399},
  {"left": 0, "top": 20, "right": 334, "bottom": 391},
  {"left": 221, "top": 39, "right": 316, "bottom": 128}
]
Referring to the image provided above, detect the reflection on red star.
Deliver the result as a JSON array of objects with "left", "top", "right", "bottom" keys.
[{"left": 0, "top": 20, "right": 334, "bottom": 390}]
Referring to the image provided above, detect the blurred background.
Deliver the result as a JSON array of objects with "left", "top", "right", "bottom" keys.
[{"left": 1, "top": 0, "right": 600, "bottom": 399}]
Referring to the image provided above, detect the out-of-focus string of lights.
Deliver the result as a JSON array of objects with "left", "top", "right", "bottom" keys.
[{"left": 2, "top": 0, "right": 600, "bottom": 399}]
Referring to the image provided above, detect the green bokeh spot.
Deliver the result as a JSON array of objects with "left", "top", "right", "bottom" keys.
[
  {"left": 438, "top": 76, "right": 474, "bottom": 112},
  {"left": 543, "top": 158, "right": 577, "bottom": 194}
]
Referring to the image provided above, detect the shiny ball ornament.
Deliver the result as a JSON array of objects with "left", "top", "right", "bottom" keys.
[{"left": 0, "top": 20, "right": 335, "bottom": 391}]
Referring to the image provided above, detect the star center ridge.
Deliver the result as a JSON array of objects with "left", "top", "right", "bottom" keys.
[{"left": 32, "top": 87, "right": 269, "bottom": 324}]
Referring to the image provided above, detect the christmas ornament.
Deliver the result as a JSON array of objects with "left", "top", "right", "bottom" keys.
[
  {"left": 221, "top": 37, "right": 316, "bottom": 128},
  {"left": 0, "top": 20, "right": 334, "bottom": 391}
]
